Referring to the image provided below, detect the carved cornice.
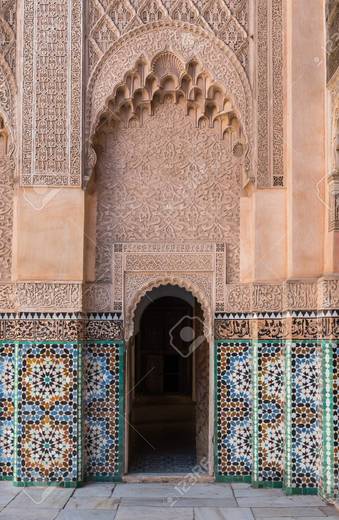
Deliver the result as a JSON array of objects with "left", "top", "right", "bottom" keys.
[
  {"left": 0, "top": 283, "right": 83, "bottom": 312},
  {"left": 0, "top": 278, "right": 338, "bottom": 315}
]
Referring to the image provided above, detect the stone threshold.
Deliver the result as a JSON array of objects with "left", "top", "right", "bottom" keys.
[{"left": 123, "top": 473, "right": 214, "bottom": 483}]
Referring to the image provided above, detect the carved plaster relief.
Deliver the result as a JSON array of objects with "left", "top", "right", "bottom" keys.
[
  {"left": 256, "top": 0, "right": 284, "bottom": 187},
  {"left": 0, "top": 1, "right": 16, "bottom": 77},
  {"left": 0, "top": 283, "right": 82, "bottom": 312},
  {"left": 0, "top": 154, "right": 13, "bottom": 281},
  {"left": 87, "top": 23, "right": 253, "bottom": 179},
  {"left": 95, "top": 99, "right": 242, "bottom": 287},
  {"left": 87, "top": 0, "right": 249, "bottom": 79},
  {"left": 21, "top": 0, "right": 82, "bottom": 186},
  {"left": 328, "top": 72, "right": 339, "bottom": 231}
]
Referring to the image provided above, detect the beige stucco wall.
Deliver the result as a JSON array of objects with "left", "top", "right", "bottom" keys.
[
  {"left": 286, "top": 0, "right": 326, "bottom": 279},
  {"left": 13, "top": 188, "right": 84, "bottom": 281},
  {"left": 10, "top": 0, "right": 337, "bottom": 291}
]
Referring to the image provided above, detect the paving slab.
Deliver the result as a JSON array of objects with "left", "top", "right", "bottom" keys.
[
  {"left": 195, "top": 507, "right": 255, "bottom": 519},
  {"left": 56, "top": 510, "right": 117, "bottom": 520},
  {"left": 113, "top": 483, "right": 232, "bottom": 498},
  {"left": 119, "top": 497, "right": 237, "bottom": 508},
  {"left": 6, "top": 488, "right": 74, "bottom": 509},
  {"left": 289, "top": 496, "right": 327, "bottom": 506},
  {"left": 237, "top": 496, "right": 326, "bottom": 508},
  {"left": 73, "top": 483, "right": 115, "bottom": 497},
  {"left": 319, "top": 506, "right": 339, "bottom": 517},
  {"left": 233, "top": 488, "right": 285, "bottom": 497},
  {"left": 0, "top": 498, "right": 15, "bottom": 509},
  {"left": 255, "top": 518, "right": 339, "bottom": 520},
  {"left": 0, "top": 483, "right": 21, "bottom": 498},
  {"left": 252, "top": 506, "right": 327, "bottom": 518},
  {"left": 65, "top": 496, "right": 119, "bottom": 510},
  {"left": 231, "top": 484, "right": 253, "bottom": 490},
  {"left": 115, "top": 506, "right": 194, "bottom": 520},
  {"left": 0, "top": 508, "right": 58, "bottom": 520}
]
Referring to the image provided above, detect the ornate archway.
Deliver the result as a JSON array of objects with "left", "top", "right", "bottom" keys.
[
  {"left": 125, "top": 280, "right": 213, "bottom": 474},
  {"left": 86, "top": 20, "right": 253, "bottom": 186},
  {"left": 125, "top": 276, "right": 213, "bottom": 342}
]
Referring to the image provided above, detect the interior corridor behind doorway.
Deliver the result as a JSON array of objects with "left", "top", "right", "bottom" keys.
[{"left": 128, "top": 287, "right": 205, "bottom": 474}]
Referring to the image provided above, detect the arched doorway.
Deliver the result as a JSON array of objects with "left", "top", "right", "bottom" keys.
[{"left": 126, "top": 285, "right": 210, "bottom": 474}]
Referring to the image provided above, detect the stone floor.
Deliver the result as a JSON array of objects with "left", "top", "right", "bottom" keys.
[{"left": 0, "top": 481, "right": 338, "bottom": 520}]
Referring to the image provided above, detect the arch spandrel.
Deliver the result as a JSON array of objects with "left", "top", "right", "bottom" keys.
[{"left": 87, "top": 21, "right": 254, "bottom": 184}]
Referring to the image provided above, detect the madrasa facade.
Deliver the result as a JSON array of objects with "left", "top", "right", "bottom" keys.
[{"left": 0, "top": 0, "right": 338, "bottom": 500}]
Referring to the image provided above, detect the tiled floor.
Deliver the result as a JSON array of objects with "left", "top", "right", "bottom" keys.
[{"left": 0, "top": 481, "right": 337, "bottom": 520}]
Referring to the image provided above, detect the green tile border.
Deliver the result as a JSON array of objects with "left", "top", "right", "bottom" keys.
[
  {"left": 283, "top": 340, "right": 292, "bottom": 491},
  {"left": 252, "top": 340, "right": 259, "bottom": 485},
  {"left": 0, "top": 341, "right": 15, "bottom": 481},
  {"left": 118, "top": 340, "right": 125, "bottom": 480},
  {"left": 284, "top": 487, "right": 319, "bottom": 495},
  {"left": 321, "top": 341, "right": 334, "bottom": 499},
  {"left": 253, "top": 481, "right": 283, "bottom": 489},
  {"left": 213, "top": 340, "right": 219, "bottom": 479},
  {"left": 216, "top": 475, "right": 252, "bottom": 483},
  {"left": 13, "top": 480, "right": 80, "bottom": 488}
]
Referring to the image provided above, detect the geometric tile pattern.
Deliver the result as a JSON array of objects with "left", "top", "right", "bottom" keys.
[
  {"left": 286, "top": 341, "right": 320, "bottom": 492},
  {"left": 256, "top": 342, "right": 284, "bottom": 484},
  {"left": 84, "top": 341, "right": 124, "bottom": 480},
  {"left": 333, "top": 342, "right": 338, "bottom": 498},
  {"left": 14, "top": 342, "right": 82, "bottom": 484},
  {"left": 216, "top": 340, "right": 252, "bottom": 480},
  {"left": 320, "top": 341, "right": 335, "bottom": 499},
  {"left": 0, "top": 342, "right": 15, "bottom": 479}
]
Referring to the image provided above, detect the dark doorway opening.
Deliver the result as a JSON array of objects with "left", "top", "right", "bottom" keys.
[{"left": 128, "top": 286, "right": 206, "bottom": 474}]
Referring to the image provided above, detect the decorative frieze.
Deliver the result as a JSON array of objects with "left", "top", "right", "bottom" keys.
[
  {"left": 256, "top": 0, "right": 285, "bottom": 187},
  {"left": 0, "top": 283, "right": 83, "bottom": 312},
  {"left": 0, "top": 279, "right": 337, "bottom": 316},
  {"left": 21, "top": 0, "right": 82, "bottom": 186},
  {"left": 215, "top": 318, "right": 251, "bottom": 340}
]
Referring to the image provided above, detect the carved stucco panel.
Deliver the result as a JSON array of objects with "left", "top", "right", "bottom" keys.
[
  {"left": 95, "top": 101, "right": 241, "bottom": 284},
  {"left": 125, "top": 253, "right": 214, "bottom": 271},
  {"left": 21, "top": 0, "right": 82, "bottom": 186},
  {"left": 0, "top": 157, "right": 14, "bottom": 282},
  {"left": 88, "top": 23, "right": 252, "bottom": 154},
  {"left": 87, "top": 0, "right": 249, "bottom": 77},
  {"left": 256, "top": 0, "right": 285, "bottom": 187}
]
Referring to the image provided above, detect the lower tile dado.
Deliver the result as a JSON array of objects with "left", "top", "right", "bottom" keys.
[
  {"left": 0, "top": 312, "right": 337, "bottom": 499},
  {"left": 84, "top": 341, "right": 124, "bottom": 480},
  {"left": 284, "top": 341, "right": 321, "bottom": 493},
  {"left": 216, "top": 340, "right": 252, "bottom": 480},
  {"left": 14, "top": 342, "right": 83, "bottom": 484},
  {"left": 254, "top": 341, "right": 284, "bottom": 485}
]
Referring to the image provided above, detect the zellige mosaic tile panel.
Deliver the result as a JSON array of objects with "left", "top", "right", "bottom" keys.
[
  {"left": 216, "top": 340, "right": 252, "bottom": 479},
  {"left": 84, "top": 341, "right": 123, "bottom": 479},
  {"left": 14, "top": 342, "right": 82, "bottom": 483}
]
